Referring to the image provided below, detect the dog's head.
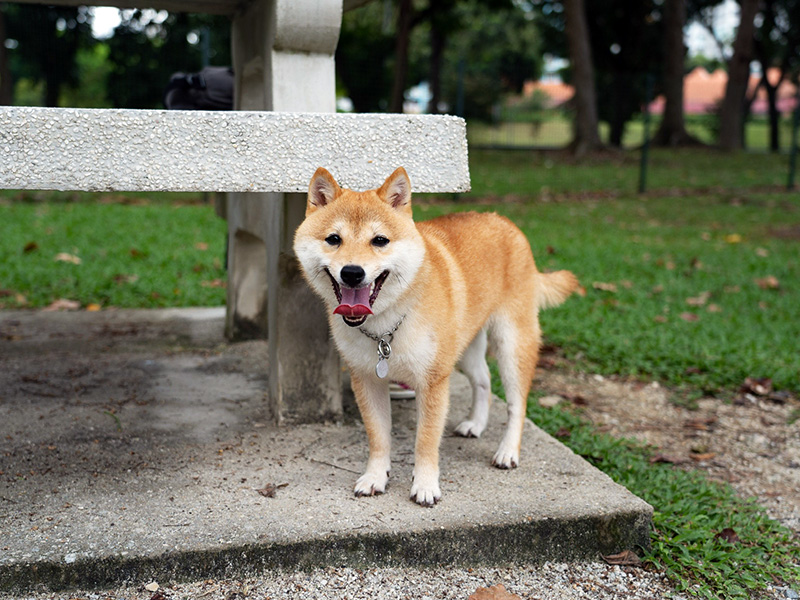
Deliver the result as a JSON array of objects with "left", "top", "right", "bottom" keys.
[{"left": 293, "top": 167, "right": 425, "bottom": 328}]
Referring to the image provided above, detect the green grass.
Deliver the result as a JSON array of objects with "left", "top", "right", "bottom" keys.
[
  {"left": 521, "top": 392, "right": 800, "bottom": 599},
  {"left": 464, "top": 147, "right": 792, "bottom": 198},
  {"left": 0, "top": 199, "right": 227, "bottom": 309}
]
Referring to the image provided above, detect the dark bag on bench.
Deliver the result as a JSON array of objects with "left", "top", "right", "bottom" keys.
[{"left": 163, "top": 66, "right": 234, "bottom": 110}]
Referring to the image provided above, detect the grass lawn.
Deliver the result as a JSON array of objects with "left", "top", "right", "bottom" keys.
[
  {"left": 1, "top": 147, "right": 798, "bottom": 598},
  {"left": 0, "top": 198, "right": 227, "bottom": 309}
]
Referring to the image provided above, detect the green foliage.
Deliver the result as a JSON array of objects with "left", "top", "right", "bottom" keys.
[
  {"left": 4, "top": 3, "right": 92, "bottom": 106},
  {"left": 440, "top": 0, "right": 541, "bottom": 120},
  {"left": 522, "top": 396, "right": 800, "bottom": 598},
  {"left": 336, "top": 2, "right": 395, "bottom": 112},
  {"left": 106, "top": 11, "right": 231, "bottom": 108}
]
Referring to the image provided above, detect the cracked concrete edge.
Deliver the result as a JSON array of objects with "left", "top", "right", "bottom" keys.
[{"left": 0, "top": 508, "right": 652, "bottom": 593}]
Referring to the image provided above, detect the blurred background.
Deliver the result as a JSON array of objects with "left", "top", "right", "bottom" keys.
[{"left": 0, "top": 0, "right": 797, "bottom": 154}]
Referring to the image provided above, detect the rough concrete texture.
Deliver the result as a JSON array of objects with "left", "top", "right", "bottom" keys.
[
  {"left": 0, "top": 309, "right": 651, "bottom": 593},
  {"left": 0, "top": 108, "right": 470, "bottom": 194}
]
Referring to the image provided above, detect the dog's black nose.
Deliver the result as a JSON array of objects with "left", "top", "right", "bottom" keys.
[{"left": 340, "top": 265, "right": 366, "bottom": 288}]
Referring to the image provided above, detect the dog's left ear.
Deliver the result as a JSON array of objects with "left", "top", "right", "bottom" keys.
[
  {"left": 377, "top": 167, "right": 412, "bottom": 212},
  {"left": 307, "top": 167, "right": 342, "bottom": 215}
]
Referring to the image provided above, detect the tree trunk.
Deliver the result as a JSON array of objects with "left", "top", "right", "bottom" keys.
[
  {"left": 427, "top": 18, "right": 445, "bottom": 114},
  {"left": 0, "top": 7, "right": 13, "bottom": 105},
  {"left": 718, "top": 0, "right": 759, "bottom": 151},
  {"left": 563, "top": 0, "right": 602, "bottom": 155},
  {"left": 389, "top": 0, "right": 414, "bottom": 113},
  {"left": 653, "top": 0, "right": 702, "bottom": 146}
]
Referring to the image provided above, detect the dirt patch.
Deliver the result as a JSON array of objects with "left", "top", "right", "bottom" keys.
[{"left": 534, "top": 364, "right": 800, "bottom": 534}]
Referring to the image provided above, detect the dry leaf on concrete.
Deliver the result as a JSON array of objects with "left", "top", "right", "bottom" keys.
[{"left": 602, "top": 549, "right": 642, "bottom": 567}]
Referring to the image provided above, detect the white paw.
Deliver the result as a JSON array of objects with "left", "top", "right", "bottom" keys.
[
  {"left": 492, "top": 445, "right": 519, "bottom": 469},
  {"left": 354, "top": 470, "right": 389, "bottom": 497},
  {"left": 454, "top": 420, "right": 485, "bottom": 438},
  {"left": 410, "top": 468, "right": 441, "bottom": 507}
]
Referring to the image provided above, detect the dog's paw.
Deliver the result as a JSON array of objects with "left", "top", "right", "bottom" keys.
[
  {"left": 491, "top": 447, "right": 519, "bottom": 469},
  {"left": 354, "top": 470, "right": 389, "bottom": 497},
  {"left": 410, "top": 468, "right": 441, "bottom": 507},
  {"left": 454, "top": 420, "right": 485, "bottom": 438}
]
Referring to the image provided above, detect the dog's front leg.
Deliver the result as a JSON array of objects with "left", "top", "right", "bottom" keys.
[
  {"left": 410, "top": 375, "right": 450, "bottom": 506},
  {"left": 350, "top": 373, "right": 392, "bottom": 497}
]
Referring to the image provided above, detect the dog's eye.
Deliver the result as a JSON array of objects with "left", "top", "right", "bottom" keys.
[
  {"left": 372, "top": 236, "right": 390, "bottom": 248},
  {"left": 325, "top": 233, "right": 341, "bottom": 246}
]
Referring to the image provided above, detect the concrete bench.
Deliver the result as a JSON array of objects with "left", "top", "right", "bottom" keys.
[
  {"left": 1, "top": 0, "right": 470, "bottom": 423},
  {"left": 0, "top": 107, "right": 469, "bottom": 422}
]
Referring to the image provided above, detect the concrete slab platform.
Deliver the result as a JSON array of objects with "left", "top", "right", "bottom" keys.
[{"left": 0, "top": 309, "right": 652, "bottom": 593}]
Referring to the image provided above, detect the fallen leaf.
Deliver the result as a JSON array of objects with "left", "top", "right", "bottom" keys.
[
  {"left": 725, "top": 233, "right": 743, "bottom": 244},
  {"left": 195, "top": 242, "right": 209, "bottom": 251},
  {"left": 653, "top": 315, "right": 668, "bottom": 323},
  {"left": 715, "top": 527, "right": 741, "bottom": 544},
  {"left": 592, "top": 282, "right": 617, "bottom": 293},
  {"left": 468, "top": 584, "right": 521, "bottom": 600},
  {"left": 686, "top": 291, "right": 711, "bottom": 306},
  {"left": 651, "top": 285, "right": 664, "bottom": 295},
  {"left": 684, "top": 417, "right": 717, "bottom": 431},
  {"left": 741, "top": 377, "right": 772, "bottom": 397},
  {"left": 54, "top": 252, "right": 81, "bottom": 265},
  {"left": 130, "top": 248, "right": 146, "bottom": 258},
  {"left": 755, "top": 247, "right": 769, "bottom": 257},
  {"left": 679, "top": 312, "right": 699, "bottom": 322},
  {"left": 724, "top": 285, "right": 741, "bottom": 293},
  {"left": 23, "top": 241, "right": 39, "bottom": 253},
  {"left": 650, "top": 454, "right": 690, "bottom": 465},
  {"left": 113, "top": 273, "right": 139, "bottom": 284},
  {"left": 43, "top": 299, "right": 81, "bottom": 311},
  {"left": 256, "top": 482, "right": 288, "bottom": 498},
  {"left": 85, "top": 303, "right": 102, "bottom": 312},
  {"left": 0, "top": 289, "right": 13, "bottom": 298},
  {"left": 755, "top": 275, "right": 779, "bottom": 290},
  {"left": 690, "top": 452, "right": 717, "bottom": 461},
  {"left": 706, "top": 303, "right": 722, "bottom": 313},
  {"left": 201, "top": 279, "right": 226, "bottom": 288},
  {"left": 619, "top": 280, "right": 633, "bottom": 289},
  {"left": 603, "top": 549, "right": 642, "bottom": 567}
]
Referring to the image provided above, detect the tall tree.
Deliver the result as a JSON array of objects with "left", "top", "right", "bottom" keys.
[
  {"left": 753, "top": 0, "right": 800, "bottom": 152},
  {"left": 563, "top": 0, "right": 602, "bottom": 155},
  {"left": 3, "top": 4, "right": 91, "bottom": 106},
  {"left": 653, "top": 0, "right": 703, "bottom": 146},
  {"left": 718, "top": 0, "right": 759, "bottom": 151},
  {"left": 389, "top": 0, "right": 415, "bottom": 112}
]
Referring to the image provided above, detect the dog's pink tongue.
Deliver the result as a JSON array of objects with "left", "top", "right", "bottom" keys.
[{"left": 333, "top": 286, "right": 373, "bottom": 317}]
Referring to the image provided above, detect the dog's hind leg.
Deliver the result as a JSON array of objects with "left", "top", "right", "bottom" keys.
[
  {"left": 490, "top": 312, "right": 539, "bottom": 469},
  {"left": 350, "top": 374, "right": 392, "bottom": 497},
  {"left": 454, "top": 329, "right": 492, "bottom": 438}
]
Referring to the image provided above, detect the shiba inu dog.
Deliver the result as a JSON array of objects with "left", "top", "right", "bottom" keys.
[{"left": 293, "top": 167, "right": 581, "bottom": 506}]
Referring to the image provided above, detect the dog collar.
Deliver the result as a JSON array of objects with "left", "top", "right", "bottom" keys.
[{"left": 358, "top": 315, "right": 406, "bottom": 379}]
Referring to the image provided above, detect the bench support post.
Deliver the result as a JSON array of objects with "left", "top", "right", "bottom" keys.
[{"left": 229, "top": 0, "right": 343, "bottom": 423}]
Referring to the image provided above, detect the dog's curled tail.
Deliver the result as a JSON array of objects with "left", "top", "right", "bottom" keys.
[{"left": 536, "top": 270, "right": 585, "bottom": 309}]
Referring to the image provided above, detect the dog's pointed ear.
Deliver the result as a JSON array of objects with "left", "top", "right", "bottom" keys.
[
  {"left": 307, "top": 167, "right": 342, "bottom": 215},
  {"left": 377, "top": 167, "right": 412, "bottom": 212}
]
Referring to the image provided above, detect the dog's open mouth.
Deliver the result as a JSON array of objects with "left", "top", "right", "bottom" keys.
[{"left": 326, "top": 269, "right": 389, "bottom": 327}]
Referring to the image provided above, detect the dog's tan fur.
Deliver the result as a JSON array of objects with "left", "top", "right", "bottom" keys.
[{"left": 293, "top": 167, "right": 581, "bottom": 506}]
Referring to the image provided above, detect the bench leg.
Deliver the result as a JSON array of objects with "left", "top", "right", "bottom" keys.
[{"left": 266, "top": 192, "right": 342, "bottom": 423}]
